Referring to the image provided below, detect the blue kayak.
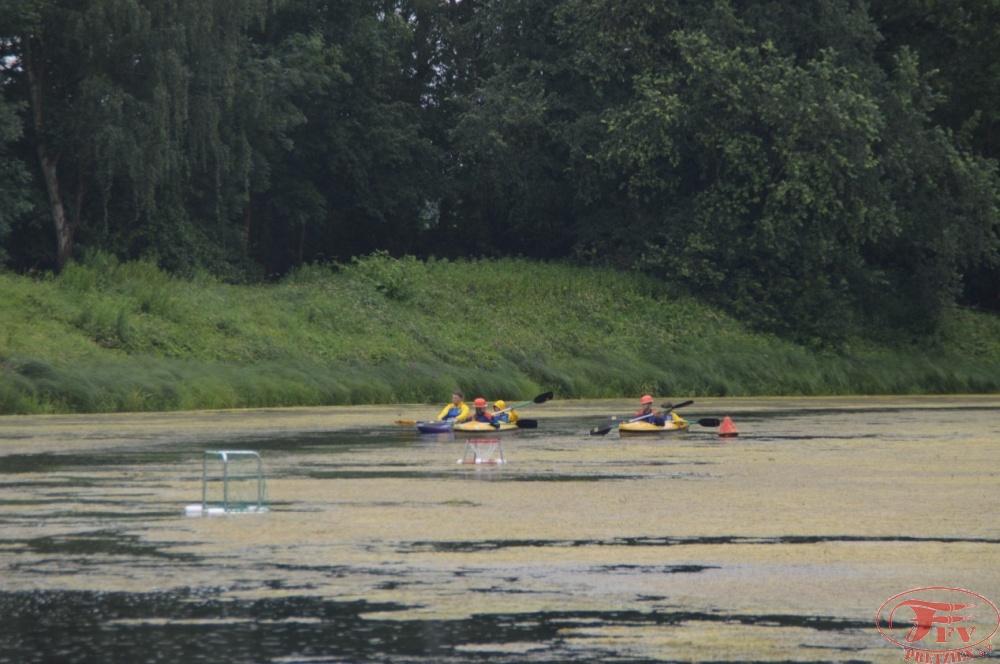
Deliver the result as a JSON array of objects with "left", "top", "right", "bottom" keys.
[{"left": 416, "top": 420, "right": 454, "bottom": 434}]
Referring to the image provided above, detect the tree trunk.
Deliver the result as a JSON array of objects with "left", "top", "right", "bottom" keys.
[{"left": 23, "top": 35, "right": 74, "bottom": 270}]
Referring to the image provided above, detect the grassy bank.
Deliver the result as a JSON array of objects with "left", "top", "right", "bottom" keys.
[{"left": 3, "top": 252, "right": 1000, "bottom": 414}]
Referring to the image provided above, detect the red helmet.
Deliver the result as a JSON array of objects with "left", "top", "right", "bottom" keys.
[
  {"left": 473, "top": 397, "right": 487, "bottom": 408},
  {"left": 641, "top": 395, "right": 654, "bottom": 404}
]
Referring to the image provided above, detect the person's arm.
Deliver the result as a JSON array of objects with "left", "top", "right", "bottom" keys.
[{"left": 456, "top": 402, "right": 471, "bottom": 422}]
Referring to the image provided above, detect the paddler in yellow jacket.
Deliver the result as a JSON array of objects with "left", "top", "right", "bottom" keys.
[
  {"left": 491, "top": 399, "right": 519, "bottom": 424},
  {"left": 436, "top": 390, "right": 471, "bottom": 423}
]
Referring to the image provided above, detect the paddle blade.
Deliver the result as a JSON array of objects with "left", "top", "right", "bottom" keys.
[
  {"left": 697, "top": 418, "right": 721, "bottom": 427},
  {"left": 533, "top": 391, "right": 554, "bottom": 404},
  {"left": 515, "top": 419, "right": 538, "bottom": 429},
  {"left": 589, "top": 425, "right": 614, "bottom": 436},
  {"left": 661, "top": 400, "right": 694, "bottom": 411},
  {"left": 394, "top": 420, "right": 418, "bottom": 426}
]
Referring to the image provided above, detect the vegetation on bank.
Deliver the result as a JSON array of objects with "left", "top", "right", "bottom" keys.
[{"left": 3, "top": 253, "right": 1000, "bottom": 415}]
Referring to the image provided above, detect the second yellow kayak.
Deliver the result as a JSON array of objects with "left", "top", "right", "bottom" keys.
[
  {"left": 453, "top": 421, "right": 520, "bottom": 435},
  {"left": 618, "top": 418, "right": 690, "bottom": 435}
]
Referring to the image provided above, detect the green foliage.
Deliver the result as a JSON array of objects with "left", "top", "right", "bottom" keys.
[
  {"left": 2, "top": 0, "right": 999, "bottom": 348},
  {"left": 0, "top": 91, "right": 32, "bottom": 264},
  {"left": 545, "top": 0, "right": 1000, "bottom": 344},
  {"left": 871, "top": 0, "right": 1000, "bottom": 161},
  {"left": 1, "top": 0, "right": 278, "bottom": 273},
  {"left": 245, "top": 0, "right": 445, "bottom": 272},
  {"left": 346, "top": 251, "right": 428, "bottom": 301},
  {"left": 3, "top": 256, "right": 1000, "bottom": 414}
]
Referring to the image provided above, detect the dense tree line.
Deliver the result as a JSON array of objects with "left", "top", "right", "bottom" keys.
[{"left": 2, "top": 0, "right": 999, "bottom": 344}]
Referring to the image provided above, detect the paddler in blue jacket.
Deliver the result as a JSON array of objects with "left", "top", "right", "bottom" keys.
[
  {"left": 636, "top": 394, "right": 666, "bottom": 426},
  {"left": 470, "top": 397, "right": 502, "bottom": 428},
  {"left": 437, "top": 390, "right": 471, "bottom": 422}
]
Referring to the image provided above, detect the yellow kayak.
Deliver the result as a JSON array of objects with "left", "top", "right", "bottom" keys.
[
  {"left": 452, "top": 421, "right": 520, "bottom": 435},
  {"left": 618, "top": 418, "right": 690, "bottom": 435}
]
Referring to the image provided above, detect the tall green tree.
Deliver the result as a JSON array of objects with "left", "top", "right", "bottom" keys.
[
  {"left": 445, "top": 0, "right": 1000, "bottom": 342},
  {"left": 244, "top": 0, "right": 445, "bottom": 273},
  {"left": 871, "top": 0, "right": 1000, "bottom": 159},
  {"left": 2, "top": 0, "right": 276, "bottom": 273},
  {"left": 549, "top": 0, "right": 999, "bottom": 342},
  {"left": 0, "top": 2, "right": 34, "bottom": 263},
  {"left": 0, "top": 96, "right": 33, "bottom": 265},
  {"left": 870, "top": 0, "right": 1000, "bottom": 311},
  {"left": 442, "top": 0, "right": 611, "bottom": 259}
]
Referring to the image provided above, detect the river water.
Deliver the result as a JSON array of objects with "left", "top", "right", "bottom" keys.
[{"left": 1, "top": 396, "right": 998, "bottom": 663}]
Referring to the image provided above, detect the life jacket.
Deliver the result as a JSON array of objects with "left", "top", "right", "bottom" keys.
[
  {"left": 438, "top": 401, "right": 470, "bottom": 422},
  {"left": 636, "top": 406, "right": 665, "bottom": 426},
  {"left": 471, "top": 408, "right": 493, "bottom": 423}
]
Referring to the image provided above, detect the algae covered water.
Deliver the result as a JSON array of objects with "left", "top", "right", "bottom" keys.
[{"left": 1, "top": 396, "right": 998, "bottom": 662}]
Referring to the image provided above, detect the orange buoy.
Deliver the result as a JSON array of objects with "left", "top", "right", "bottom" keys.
[{"left": 718, "top": 416, "right": 739, "bottom": 438}]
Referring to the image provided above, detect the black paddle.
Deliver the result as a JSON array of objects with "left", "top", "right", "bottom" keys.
[
  {"left": 663, "top": 399, "right": 694, "bottom": 412},
  {"left": 589, "top": 412, "right": 654, "bottom": 436},
  {"left": 663, "top": 402, "right": 719, "bottom": 426},
  {"left": 589, "top": 400, "right": 694, "bottom": 436},
  {"left": 496, "top": 391, "right": 553, "bottom": 412},
  {"left": 492, "top": 391, "right": 552, "bottom": 428}
]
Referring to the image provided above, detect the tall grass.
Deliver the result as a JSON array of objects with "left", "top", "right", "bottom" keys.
[{"left": 2, "top": 252, "right": 1000, "bottom": 414}]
